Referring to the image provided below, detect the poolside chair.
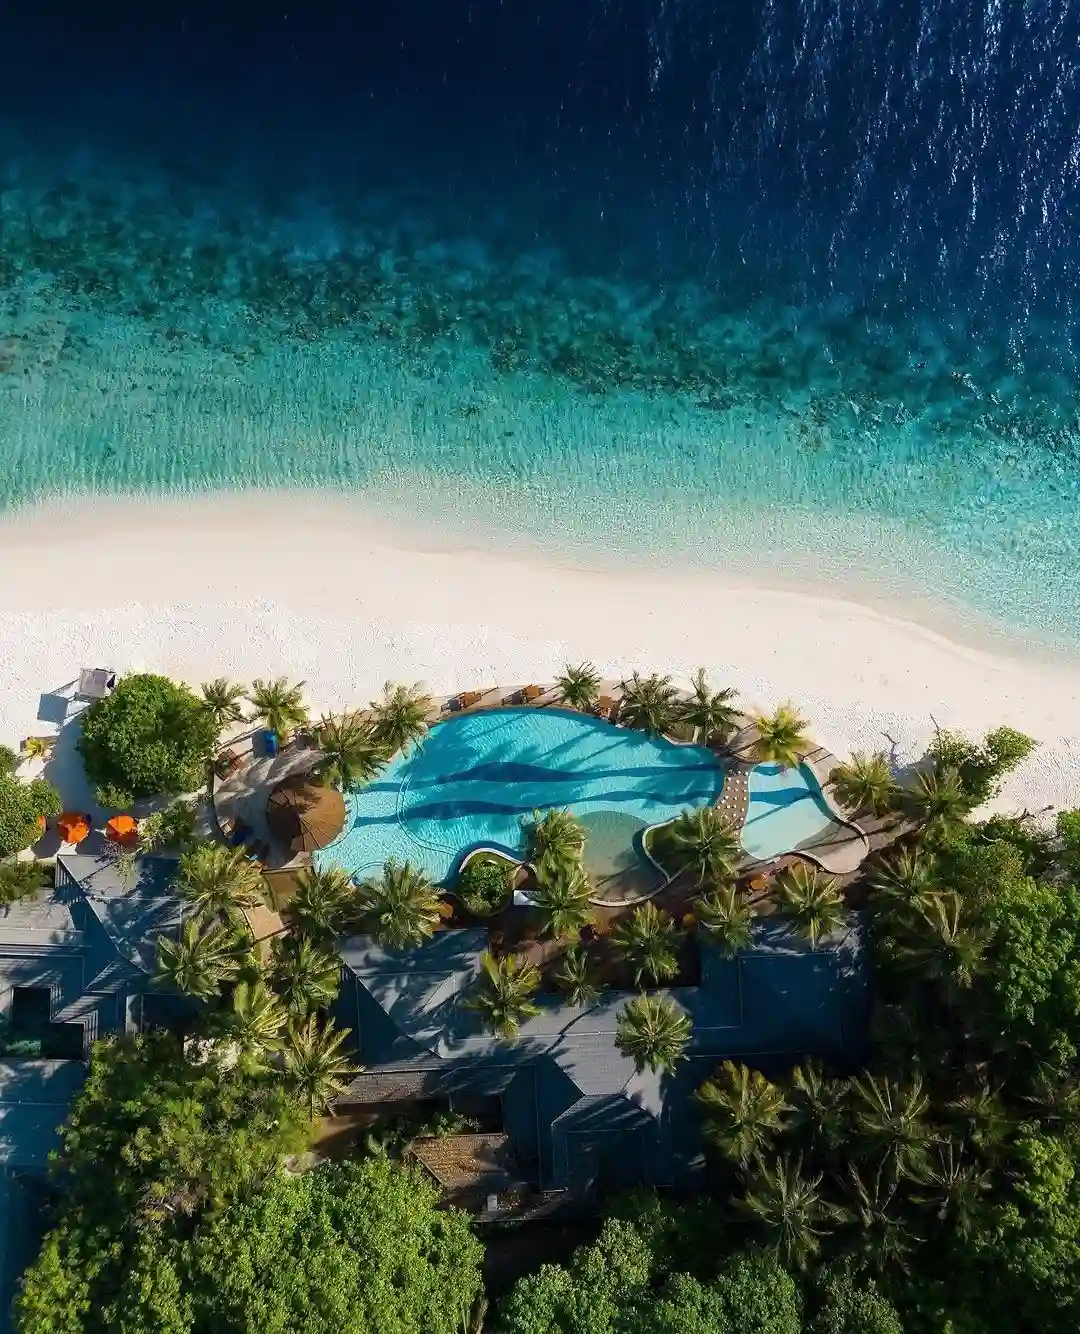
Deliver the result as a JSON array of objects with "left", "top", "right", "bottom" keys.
[
  {"left": 521, "top": 684, "right": 544, "bottom": 703},
  {"left": 76, "top": 667, "right": 116, "bottom": 701}
]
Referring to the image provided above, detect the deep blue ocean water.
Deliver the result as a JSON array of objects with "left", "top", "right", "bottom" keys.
[{"left": 2, "top": 2, "right": 1080, "bottom": 643}]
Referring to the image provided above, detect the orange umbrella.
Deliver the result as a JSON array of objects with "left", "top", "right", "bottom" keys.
[
  {"left": 57, "top": 812, "right": 91, "bottom": 844},
  {"left": 105, "top": 814, "right": 139, "bottom": 846}
]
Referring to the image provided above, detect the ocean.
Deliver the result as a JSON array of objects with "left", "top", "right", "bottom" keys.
[{"left": 1, "top": 1, "right": 1079, "bottom": 645}]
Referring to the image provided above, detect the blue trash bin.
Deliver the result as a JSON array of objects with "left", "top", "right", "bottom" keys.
[{"left": 261, "top": 729, "right": 279, "bottom": 758}]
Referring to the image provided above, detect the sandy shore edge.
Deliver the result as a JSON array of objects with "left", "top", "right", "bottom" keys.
[{"left": 2, "top": 490, "right": 1078, "bottom": 817}]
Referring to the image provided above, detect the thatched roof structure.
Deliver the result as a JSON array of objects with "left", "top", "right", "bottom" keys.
[{"left": 265, "top": 775, "right": 346, "bottom": 854}]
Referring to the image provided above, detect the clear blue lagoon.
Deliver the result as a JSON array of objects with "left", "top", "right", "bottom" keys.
[
  {"left": 740, "top": 762, "right": 847, "bottom": 863},
  {"left": 316, "top": 707, "right": 726, "bottom": 885},
  {"left": 2, "top": 6, "right": 1079, "bottom": 645}
]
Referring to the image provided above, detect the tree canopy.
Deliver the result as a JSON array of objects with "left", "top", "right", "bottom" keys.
[
  {"left": 0, "top": 771, "right": 60, "bottom": 856},
  {"left": 77, "top": 673, "right": 218, "bottom": 803}
]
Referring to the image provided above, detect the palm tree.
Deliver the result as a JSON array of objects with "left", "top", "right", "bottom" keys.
[
  {"left": 617, "top": 672, "right": 681, "bottom": 736},
  {"left": 155, "top": 917, "right": 241, "bottom": 1000},
  {"left": 175, "top": 843, "right": 262, "bottom": 920},
  {"left": 850, "top": 1074, "right": 933, "bottom": 1177},
  {"left": 669, "top": 806, "right": 741, "bottom": 886},
  {"left": 905, "top": 765, "right": 969, "bottom": 836},
  {"left": 200, "top": 678, "right": 248, "bottom": 731},
  {"left": 615, "top": 995, "right": 692, "bottom": 1073},
  {"left": 888, "top": 891, "right": 990, "bottom": 994},
  {"left": 787, "top": 1060, "right": 851, "bottom": 1158},
  {"left": 369, "top": 681, "right": 432, "bottom": 755},
  {"left": 909, "top": 1140, "right": 992, "bottom": 1237},
  {"left": 224, "top": 978, "right": 288, "bottom": 1069},
  {"left": 695, "top": 887, "right": 755, "bottom": 957},
  {"left": 869, "top": 846, "right": 940, "bottom": 917},
  {"left": 271, "top": 934, "right": 342, "bottom": 1018},
  {"left": 283, "top": 1015, "right": 359, "bottom": 1117},
  {"left": 467, "top": 951, "right": 541, "bottom": 1038},
  {"left": 556, "top": 662, "right": 602, "bottom": 712},
  {"left": 695, "top": 1062, "right": 791, "bottom": 1164},
  {"left": 749, "top": 703, "right": 811, "bottom": 766},
  {"left": 843, "top": 1162, "right": 918, "bottom": 1274},
  {"left": 175, "top": 843, "right": 265, "bottom": 923},
  {"left": 829, "top": 751, "right": 897, "bottom": 816},
  {"left": 288, "top": 866, "right": 355, "bottom": 943},
  {"left": 531, "top": 864, "right": 594, "bottom": 939},
  {"left": 315, "top": 712, "right": 388, "bottom": 790},
  {"left": 355, "top": 860, "right": 442, "bottom": 949},
  {"left": 679, "top": 668, "right": 740, "bottom": 745},
  {"left": 20, "top": 736, "right": 52, "bottom": 763},
  {"left": 775, "top": 864, "right": 846, "bottom": 949},
  {"left": 611, "top": 903, "right": 681, "bottom": 987},
  {"left": 523, "top": 808, "right": 585, "bottom": 877},
  {"left": 947, "top": 1080, "right": 1013, "bottom": 1156},
  {"left": 555, "top": 943, "right": 601, "bottom": 1008},
  {"left": 246, "top": 677, "right": 309, "bottom": 740},
  {"left": 738, "top": 1154, "right": 838, "bottom": 1271}
]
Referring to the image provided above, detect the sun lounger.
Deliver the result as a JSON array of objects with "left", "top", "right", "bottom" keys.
[
  {"left": 521, "top": 685, "right": 544, "bottom": 703},
  {"left": 77, "top": 667, "right": 117, "bottom": 701}
]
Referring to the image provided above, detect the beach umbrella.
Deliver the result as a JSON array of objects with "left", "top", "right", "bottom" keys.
[
  {"left": 57, "top": 812, "right": 91, "bottom": 845},
  {"left": 266, "top": 776, "right": 346, "bottom": 855},
  {"left": 105, "top": 814, "right": 139, "bottom": 846}
]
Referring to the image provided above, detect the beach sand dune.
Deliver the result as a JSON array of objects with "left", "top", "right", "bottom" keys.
[{"left": 1, "top": 491, "right": 1078, "bottom": 819}]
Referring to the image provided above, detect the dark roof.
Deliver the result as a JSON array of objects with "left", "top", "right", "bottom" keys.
[
  {"left": 55, "top": 854, "right": 183, "bottom": 974},
  {"left": 0, "top": 1061, "right": 87, "bottom": 1168}
]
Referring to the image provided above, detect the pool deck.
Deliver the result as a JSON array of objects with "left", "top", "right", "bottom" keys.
[{"left": 208, "top": 679, "right": 875, "bottom": 905}]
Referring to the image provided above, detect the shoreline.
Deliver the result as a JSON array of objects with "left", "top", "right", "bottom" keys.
[{"left": 2, "top": 488, "right": 1080, "bottom": 818}]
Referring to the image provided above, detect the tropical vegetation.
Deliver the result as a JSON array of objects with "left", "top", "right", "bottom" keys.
[
  {"left": 0, "top": 768, "right": 60, "bottom": 857},
  {"left": 680, "top": 667, "right": 741, "bottom": 744},
  {"left": 288, "top": 864, "right": 356, "bottom": 942},
  {"left": 829, "top": 750, "right": 897, "bottom": 815},
  {"left": 750, "top": 702, "right": 811, "bottom": 766},
  {"left": 615, "top": 994, "right": 692, "bottom": 1072},
  {"left": 617, "top": 671, "right": 681, "bottom": 735},
  {"left": 775, "top": 863, "right": 847, "bottom": 949},
  {"left": 556, "top": 660, "right": 603, "bottom": 711},
  {"left": 199, "top": 677, "right": 248, "bottom": 731},
  {"left": 174, "top": 841, "right": 265, "bottom": 923},
  {"left": 467, "top": 949, "right": 541, "bottom": 1037},
  {"left": 531, "top": 862, "right": 594, "bottom": 938},
  {"left": 696, "top": 885, "right": 756, "bottom": 955},
  {"left": 246, "top": 675, "right": 310, "bottom": 739},
  {"left": 354, "top": 858, "right": 442, "bottom": 948},
  {"left": 611, "top": 902, "right": 682, "bottom": 986},
  {"left": 314, "top": 711, "right": 388, "bottom": 789},
  {"left": 523, "top": 805, "right": 586, "bottom": 876},
  {"left": 456, "top": 852, "right": 513, "bottom": 917},
  {"left": 78, "top": 672, "right": 219, "bottom": 803},
  {"left": 369, "top": 680, "right": 432, "bottom": 754},
  {"left": 668, "top": 804, "right": 741, "bottom": 885}
]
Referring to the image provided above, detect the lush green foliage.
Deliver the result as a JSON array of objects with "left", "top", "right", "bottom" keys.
[
  {"left": 314, "top": 711, "right": 388, "bottom": 789},
  {"left": 17, "top": 1043, "right": 480, "bottom": 1334},
  {"left": 679, "top": 668, "right": 741, "bottom": 744},
  {"left": 245, "top": 677, "right": 309, "bottom": 740},
  {"left": 77, "top": 673, "right": 218, "bottom": 801},
  {"left": 750, "top": 704, "right": 811, "bottom": 766},
  {"left": 467, "top": 949, "right": 541, "bottom": 1037},
  {"left": 928, "top": 725, "right": 1036, "bottom": 807},
  {"left": 556, "top": 661, "right": 602, "bottom": 711},
  {"left": 0, "top": 771, "right": 60, "bottom": 856},
  {"left": 0, "top": 857, "right": 48, "bottom": 905},
  {"left": 617, "top": 671, "right": 681, "bottom": 735},
  {"left": 138, "top": 797, "right": 199, "bottom": 852},
  {"left": 611, "top": 902, "right": 682, "bottom": 986},
  {"left": 354, "top": 859, "right": 442, "bottom": 948},
  {"left": 668, "top": 805, "right": 742, "bottom": 886},
  {"left": 369, "top": 680, "right": 432, "bottom": 754},
  {"left": 0, "top": 743, "right": 19, "bottom": 774},
  {"left": 616, "top": 994, "right": 692, "bottom": 1072},
  {"left": 457, "top": 852, "right": 513, "bottom": 916},
  {"left": 829, "top": 751, "right": 897, "bottom": 815}
]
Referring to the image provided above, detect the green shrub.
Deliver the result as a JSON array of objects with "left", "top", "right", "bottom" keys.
[
  {"left": 0, "top": 859, "right": 48, "bottom": 906},
  {"left": 0, "top": 773, "right": 61, "bottom": 857},
  {"left": 929, "top": 725, "right": 1036, "bottom": 807},
  {"left": 457, "top": 853, "right": 513, "bottom": 916},
  {"left": 0, "top": 745, "right": 19, "bottom": 776},
  {"left": 78, "top": 673, "right": 218, "bottom": 801}
]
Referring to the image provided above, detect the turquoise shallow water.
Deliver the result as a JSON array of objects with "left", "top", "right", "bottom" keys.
[
  {"left": 317, "top": 707, "right": 726, "bottom": 884},
  {"left": 741, "top": 763, "right": 847, "bottom": 863},
  {"left": 3, "top": 4, "right": 1080, "bottom": 647}
]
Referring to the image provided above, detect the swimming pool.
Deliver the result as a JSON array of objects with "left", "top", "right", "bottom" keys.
[
  {"left": 740, "top": 762, "right": 848, "bottom": 862},
  {"left": 317, "top": 707, "right": 726, "bottom": 885}
]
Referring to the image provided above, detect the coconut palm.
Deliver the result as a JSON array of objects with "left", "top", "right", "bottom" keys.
[
  {"left": 888, "top": 891, "right": 991, "bottom": 994},
  {"left": 909, "top": 1139, "right": 992, "bottom": 1237},
  {"left": 531, "top": 864, "right": 594, "bottom": 939},
  {"left": 947, "top": 1080, "right": 1013, "bottom": 1156},
  {"left": 283, "top": 1015, "right": 359, "bottom": 1117},
  {"left": 20, "top": 736, "right": 52, "bottom": 763},
  {"left": 738, "top": 1154, "right": 838, "bottom": 1271},
  {"left": 200, "top": 678, "right": 248, "bottom": 731},
  {"left": 787, "top": 1060, "right": 851, "bottom": 1157},
  {"left": 695, "top": 1061, "right": 791, "bottom": 1165},
  {"left": 246, "top": 677, "right": 309, "bottom": 740},
  {"left": 288, "top": 866, "right": 355, "bottom": 943},
  {"left": 679, "top": 668, "right": 740, "bottom": 744},
  {"left": 617, "top": 672, "right": 681, "bottom": 736},
  {"left": 829, "top": 751, "right": 897, "bottom": 816},
  {"left": 905, "top": 765, "right": 969, "bottom": 836},
  {"left": 355, "top": 860, "right": 442, "bottom": 949},
  {"left": 314, "top": 712, "right": 388, "bottom": 790},
  {"left": 175, "top": 843, "right": 265, "bottom": 923},
  {"left": 843, "top": 1162, "right": 918, "bottom": 1274},
  {"left": 223, "top": 978, "right": 288, "bottom": 1069},
  {"left": 555, "top": 943, "right": 601, "bottom": 1008},
  {"left": 556, "top": 662, "right": 602, "bottom": 712},
  {"left": 611, "top": 903, "right": 681, "bottom": 987},
  {"left": 695, "top": 887, "right": 755, "bottom": 957},
  {"left": 669, "top": 806, "right": 741, "bottom": 886},
  {"left": 467, "top": 951, "right": 542, "bottom": 1038},
  {"left": 869, "top": 846, "right": 941, "bottom": 918},
  {"left": 523, "top": 808, "right": 585, "bottom": 877},
  {"left": 615, "top": 995, "right": 692, "bottom": 1073},
  {"left": 155, "top": 917, "right": 241, "bottom": 1000},
  {"left": 271, "top": 934, "right": 342, "bottom": 1018},
  {"left": 850, "top": 1074, "right": 933, "bottom": 1177},
  {"left": 369, "top": 681, "right": 432, "bottom": 755},
  {"left": 749, "top": 703, "right": 811, "bottom": 767},
  {"left": 775, "top": 863, "right": 846, "bottom": 949}
]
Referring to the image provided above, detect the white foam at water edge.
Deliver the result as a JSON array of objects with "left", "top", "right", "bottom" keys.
[{"left": 1, "top": 490, "right": 1079, "bottom": 821}]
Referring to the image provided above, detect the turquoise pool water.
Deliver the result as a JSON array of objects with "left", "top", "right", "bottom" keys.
[
  {"left": 741, "top": 763, "right": 848, "bottom": 862},
  {"left": 316, "top": 707, "right": 726, "bottom": 885}
]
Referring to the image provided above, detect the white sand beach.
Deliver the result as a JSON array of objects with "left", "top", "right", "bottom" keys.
[{"left": 1, "top": 490, "right": 1079, "bottom": 818}]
